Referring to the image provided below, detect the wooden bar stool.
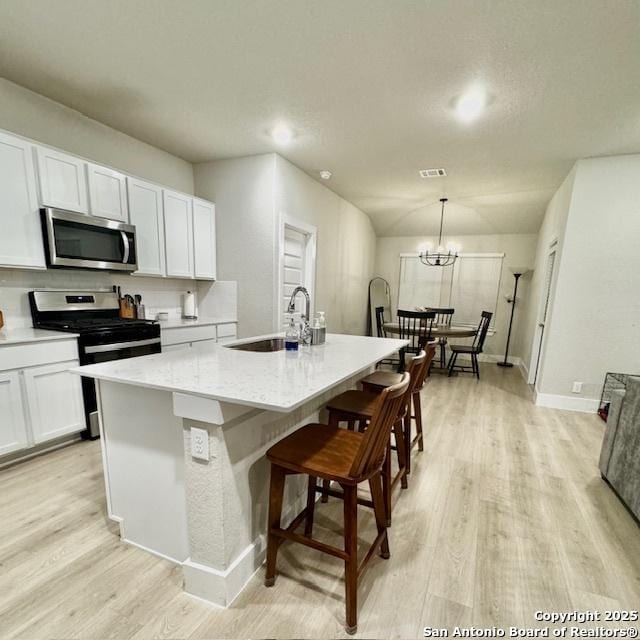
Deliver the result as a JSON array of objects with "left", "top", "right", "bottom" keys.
[
  {"left": 361, "top": 341, "right": 437, "bottom": 473},
  {"left": 264, "top": 374, "right": 410, "bottom": 635},
  {"left": 321, "top": 351, "right": 427, "bottom": 520}
]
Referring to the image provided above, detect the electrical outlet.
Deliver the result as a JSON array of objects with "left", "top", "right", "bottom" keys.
[
  {"left": 191, "top": 427, "right": 209, "bottom": 461},
  {"left": 572, "top": 381, "right": 583, "bottom": 394}
]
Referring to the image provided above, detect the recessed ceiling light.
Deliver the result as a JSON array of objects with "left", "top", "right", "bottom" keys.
[
  {"left": 455, "top": 86, "right": 486, "bottom": 123},
  {"left": 271, "top": 124, "right": 293, "bottom": 145},
  {"left": 319, "top": 170, "right": 332, "bottom": 180}
]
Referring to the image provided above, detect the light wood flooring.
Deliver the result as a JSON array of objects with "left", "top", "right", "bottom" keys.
[{"left": 1, "top": 367, "right": 639, "bottom": 639}]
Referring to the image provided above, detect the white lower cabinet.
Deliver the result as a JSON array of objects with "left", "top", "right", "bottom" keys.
[
  {"left": 0, "top": 371, "right": 29, "bottom": 456},
  {"left": 22, "top": 361, "right": 85, "bottom": 444}
]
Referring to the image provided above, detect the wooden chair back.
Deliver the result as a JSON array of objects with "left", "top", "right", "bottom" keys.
[
  {"left": 397, "top": 309, "right": 435, "bottom": 354},
  {"left": 425, "top": 307, "right": 454, "bottom": 327},
  {"left": 349, "top": 373, "right": 410, "bottom": 479},
  {"left": 415, "top": 341, "right": 438, "bottom": 390},
  {"left": 473, "top": 311, "right": 493, "bottom": 352},
  {"left": 375, "top": 306, "right": 386, "bottom": 338}
]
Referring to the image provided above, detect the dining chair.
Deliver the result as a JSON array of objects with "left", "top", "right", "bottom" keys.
[
  {"left": 375, "top": 306, "right": 386, "bottom": 338},
  {"left": 264, "top": 374, "right": 410, "bottom": 634},
  {"left": 447, "top": 311, "right": 493, "bottom": 379},
  {"left": 424, "top": 307, "right": 454, "bottom": 368},
  {"left": 396, "top": 309, "right": 435, "bottom": 370}
]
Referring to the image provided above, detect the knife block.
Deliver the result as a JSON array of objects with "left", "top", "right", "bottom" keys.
[{"left": 119, "top": 300, "right": 135, "bottom": 319}]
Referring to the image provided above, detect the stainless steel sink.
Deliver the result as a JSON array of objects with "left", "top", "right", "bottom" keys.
[{"left": 227, "top": 338, "right": 285, "bottom": 352}]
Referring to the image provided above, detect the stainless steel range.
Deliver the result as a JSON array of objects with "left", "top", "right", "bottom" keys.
[{"left": 29, "top": 290, "right": 161, "bottom": 439}]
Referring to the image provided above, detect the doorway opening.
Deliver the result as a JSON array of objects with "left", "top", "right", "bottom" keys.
[{"left": 529, "top": 246, "right": 557, "bottom": 387}]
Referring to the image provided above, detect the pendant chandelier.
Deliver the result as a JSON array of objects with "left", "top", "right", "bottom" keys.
[{"left": 419, "top": 198, "right": 458, "bottom": 267}]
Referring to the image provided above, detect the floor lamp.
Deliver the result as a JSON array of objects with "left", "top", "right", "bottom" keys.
[{"left": 497, "top": 267, "right": 531, "bottom": 368}]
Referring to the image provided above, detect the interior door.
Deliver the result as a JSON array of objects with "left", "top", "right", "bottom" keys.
[
  {"left": 282, "top": 226, "right": 308, "bottom": 327},
  {"left": 530, "top": 250, "right": 556, "bottom": 386}
]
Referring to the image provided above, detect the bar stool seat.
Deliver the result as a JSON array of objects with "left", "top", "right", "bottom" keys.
[
  {"left": 267, "top": 424, "right": 364, "bottom": 483},
  {"left": 361, "top": 370, "right": 403, "bottom": 390},
  {"left": 325, "top": 390, "right": 380, "bottom": 420}
]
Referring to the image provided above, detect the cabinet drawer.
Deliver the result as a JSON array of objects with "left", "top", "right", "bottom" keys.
[
  {"left": 0, "top": 339, "right": 79, "bottom": 372},
  {"left": 161, "top": 325, "right": 217, "bottom": 347},
  {"left": 216, "top": 323, "right": 237, "bottom": 338}
]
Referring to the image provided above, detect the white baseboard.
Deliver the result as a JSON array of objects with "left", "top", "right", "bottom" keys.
[
  {"left": 518, "top": 360, "right": 530, "bottom": 383},
  {"left": 182, "top": 490, "right": 309, "bottom": 607},
  {"left": 534, "top": 391, "right": 599, "bottom": 413},
  {"left": 455, "top": 352, "right": 523, "bottom": 367}
]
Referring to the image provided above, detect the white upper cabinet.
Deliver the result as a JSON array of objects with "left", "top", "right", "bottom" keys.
[
  {"left": 0, "top": 371, "right": 29, "bottom": 456},
  {"left": 87, "top": 163, "right": 129, "bottom": 222},
  {"left": 0, "top": 131, "right": 46, "bottom": 269},
  {"left": 128, "top": 177, "right": 166, "bottom": 277},
  {"left": 193, "top": 198, "right": 217, "bottom": 280},
  {"left": 163, "top": 190, "right": 194, "bottom": 278},
  {"left": 36, "top": 146, "right": 89, "bottom": 214}
]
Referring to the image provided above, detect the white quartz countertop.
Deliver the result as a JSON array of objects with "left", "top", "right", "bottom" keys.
[
  {"left": 158, "top": 316, "right": 237, "bottom": 329},
  {"left": 72, "top": 333, "right": 407, "bottom": 412},
  {"left": 0, "top": 327, "right": 80, "bottom": 346}
]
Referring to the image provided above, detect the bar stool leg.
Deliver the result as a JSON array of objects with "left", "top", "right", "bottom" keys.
[
  {"left": 369, "top": 472, "right": 390, "bottom": 559},
  {"left": 305, "top": 475, "right": 317, "bottom": 537},
  {"left": 382, "top": 442, "right": 392, "bottom": 526},
  {"left": 343, "top": 484, "right": 358, "bottom": 635},
  {"left": 393, "top": 421, "right": 408, "bottom": 489},
  {"left": 403, "top": 412, "right": 412, "bottom": 475},
  {"left": 265, "top": 464, "right": 286, "bottom": 586},
  {"left": 413, "top": 392, "right": 424, "bottom": 452}
]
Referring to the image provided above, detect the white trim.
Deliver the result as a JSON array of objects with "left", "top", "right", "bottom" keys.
[
  {"left": 534, "top": 391, "right": 598, "bottom": 413},
  {"left": 120, "top": 535, "right": 186, "bottom": 565},
  {"left": 182, "top": 490, "right": 309, "bottom": 607},
  {"left": 275, "top": 213, "right": 318, "bottom": 331},
  {"left": 518, "top": 359, "right": 530, "bottom": 383}
]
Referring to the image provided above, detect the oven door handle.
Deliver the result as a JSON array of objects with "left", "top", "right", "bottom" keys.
[
  {"left": 84, "top": 337, "right": 160, "bottom": 354},
  {"left": 120, "top": 231, "right": 130, "bottom": 264}
]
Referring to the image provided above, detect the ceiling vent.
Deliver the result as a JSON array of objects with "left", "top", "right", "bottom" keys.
[{"left": 419, "top": 168, "right": 447, "bottom": 178}]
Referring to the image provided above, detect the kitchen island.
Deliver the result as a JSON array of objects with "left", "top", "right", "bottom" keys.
[{"left": 73, "top": 333, "right": 406, "bottom": 607}]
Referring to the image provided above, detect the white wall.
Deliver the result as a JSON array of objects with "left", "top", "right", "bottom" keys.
[
  {"left": 274, "top": 156, "right": 376, "bottom": 335},
  {"left": 194, "top": 154, "right": 277, "bottom": 338},
  {"left": 0, "top": 78, "right": 194, "bottom": 193},
  {"left": 194, "top": 154, "right": 377, "bottom": 337},
  {"left": 535, "top": 156, "right": 640, "bottom": 402},
  {"left": 374, "top": 234, "right": 538, "bottom": 357},
  {"left": 517, "top": 168, "right": 575, "bottom": 379}
]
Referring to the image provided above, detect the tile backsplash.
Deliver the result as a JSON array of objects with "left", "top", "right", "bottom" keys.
[{"left": 0, "top": 268, "right": 237, "bottom": 328}]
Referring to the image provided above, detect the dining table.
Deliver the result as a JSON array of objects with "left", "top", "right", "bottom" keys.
[{"left": 382, "top": 322, "right": 477, "bottom": 371}]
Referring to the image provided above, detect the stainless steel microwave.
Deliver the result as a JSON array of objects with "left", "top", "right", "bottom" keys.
[{"left": 41, "top": 207, "right": 138, "bottom": 272}]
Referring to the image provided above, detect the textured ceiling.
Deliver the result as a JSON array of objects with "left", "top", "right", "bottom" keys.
[{"left": 1, "top": 0, "right": 639, "bottom": 236}]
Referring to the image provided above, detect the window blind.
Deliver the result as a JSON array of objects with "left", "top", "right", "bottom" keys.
[{"left": 398, "top": 253, "right": 503, "bottom": 329}]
